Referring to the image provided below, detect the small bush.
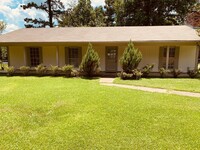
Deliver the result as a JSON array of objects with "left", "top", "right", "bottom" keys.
[
  {"left": 142, "top": 64, "right": 154, "bottom": 78},
  {"left": 171, "top": 69, "right": 181, "bottom": 78},
  {"left": 159, "top": 68, "right": 169, "bottom": 78},
  {"left": 132, "top": 69, "right": 143, "bottom": 80},
  {"left": 187, "top": 69, "right": 199, "bottom": 78},
  {"left": 5, "top": 66, "right": 15, "bottom": 76},
  {"left": 62, "top": 65, "right": 74, "bottom": 77},
  {"left": 20, "top": 66, "right": 30, "bottom": 76},
  {"left": 49, "top": 65, "right": 59, "bottom": 76},
  {"left": 71, "top": 69, "right": 79, "bottom": 77},
  {"left": 118, "top": 69, "right": 142, "bottom": 80},
  {"left": 80, "top": 43, "right": 100, "bottom": 77},
  {"left": 35, "top": 64, "right": 47, "bottom": 76}
]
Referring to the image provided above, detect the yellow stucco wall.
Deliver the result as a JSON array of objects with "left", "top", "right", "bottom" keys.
[
  {"left": 179, "top": 46, "right": 197, "bottom": 71},
  {"left": 42, "top": 46, "right": 57, "bottom": 66},
  {"left": 7, "top": 43, "right": 198, "bottom": 72},
  {"left": 9, "top": 46, "right": 24, "bottom": 68}
]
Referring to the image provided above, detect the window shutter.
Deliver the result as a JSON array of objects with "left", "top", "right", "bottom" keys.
[
  {"left": 159, "top": 47, "right": 164, "bottom": 69},
  {"left": 65, "top": 47, "right": 69, "bottom": 65},
  {"left": 39, "top": 47, "right": 43, "bottom": 64},
  {"left": 26, "top": 47, "right": 31, "bottom": 66},
  {"left": 174, "top": 47, "right": 180, "bottom": 69}
]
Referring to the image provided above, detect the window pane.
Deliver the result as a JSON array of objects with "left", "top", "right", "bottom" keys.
[
  {"left": 68, "top": 48, "right": 80, "bottom": 68},
  {"left": 29, "top": 47, "right": 40, "bottom": 67},
  {"left": 169, "top": 47, "right": 175, "bottom": 57}
]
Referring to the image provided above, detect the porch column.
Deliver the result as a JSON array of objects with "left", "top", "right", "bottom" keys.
[
  {"left": 56, "top": 46, "right": 59, "bottom": 66},
  {"left": 166, "top": 46, "right": 169, "bottom": 69}
]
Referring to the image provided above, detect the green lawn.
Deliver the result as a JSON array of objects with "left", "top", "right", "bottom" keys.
[
  {"left": 0, "top": 77, "right": 200, "bottom": 149},
  {"left": 114, "top": 78, "right": 200, "bottom": 93}
]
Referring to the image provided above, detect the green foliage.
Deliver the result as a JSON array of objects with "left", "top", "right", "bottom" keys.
[
  {"left": 35, "top": 64, "right": 47, "bottom": 76},
  {"left": 159, "top": 68, "right": 170, "bottom": 78},
  {"left": 120, "top": 41, "right": 142, "bottom": 73},
  {"left": 49, "top": 65, "right": 59, "bottom": 76},
  {"left": 0, "top": 21, "right": 6, "bottom": 34},
  {"left": 171, "top": 69, "right": 181, "bottom": 78},
  {"left": 118, "top": 69, "right": 142, "bottom": 80},
  {"left": 20, "top": 66, "right": 30, "bottom": 76},
  {"left": 5, "top": 66, "right": 15, "bottom": 76},
  {"left": 22, "top": 0, "right": 65, "bottom": 28},
  {"left": 187, "top": 69, "right": 199, "bottom": 78},
  {"left": 62, "top": 65, "right": 74, "bottom": 77},
  {"left": 80, "top": 43, "right": 100, "bottom": 77},
  {"left": 142, "top": 64, "right": 154, "bottom": 78}
]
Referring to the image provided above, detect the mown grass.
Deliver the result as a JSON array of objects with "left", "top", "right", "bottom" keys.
[
  {"left": 114, "top": 78, "right": 200, "bottom": 93},
  {"left": 0, "top": 77, "right": 200, "bottom": 149}
]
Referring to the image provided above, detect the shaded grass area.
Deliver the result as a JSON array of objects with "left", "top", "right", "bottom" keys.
[
  {"left": 114, "top": 78, "right": 200, "bottom": 93},
  {"left": 0, "top": 77, "right": 200, "bottom": 149}
]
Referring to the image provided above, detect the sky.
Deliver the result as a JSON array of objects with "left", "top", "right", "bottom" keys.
[{"left": 0, "top": 0, "right": 105, "bottom": 33}]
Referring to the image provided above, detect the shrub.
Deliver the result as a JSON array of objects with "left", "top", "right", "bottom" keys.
[
  {"left": 35, "top": 64, "right": 47, "bottom": 76},
  {"left": 80, "top": 43, "right": 100, "bottom": 77},
  {"left": 187, "top": 69, "right": 199, "bottom": 78},
  {"left": 171, "top": 69, "right": 181, "bottom": 78},
  {"left": 118, "top": 72, "right": 133, "bottom": 80},
  {"left": 71, "top": 69, "right": 79, "bottom": 77},
  {"left": 142, "top": 64, "right": 154, "bottom": 77},
  {"left": 20, "top": 66, "right": 30, "bottom": 76},
  {"left": 118, "top": 69, "right": 142, "bottom": 80},
  {"left": 62, "top": 65, "right": 73, "bottom": 77},
  {"left": 49, "top": 65, "right": 59, "bottom": 76},
  {"left": 120, "top": 41, "right": 142, "bottom": 73},
  {"left": 159, "top": 68, "right": 169, "bottom": 78},
  {"left": 132, "top": 69, "right": 143, "bottom": 80},
  {"left": 5, "top": 66, "right": 15, "bottom": 76}
]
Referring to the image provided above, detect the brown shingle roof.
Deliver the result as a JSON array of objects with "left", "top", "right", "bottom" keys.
[{"left": 0, "top": 26, "right": 199, "bottom": 43}]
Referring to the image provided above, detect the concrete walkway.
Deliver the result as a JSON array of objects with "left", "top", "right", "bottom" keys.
[{"left": 99, "top": 78, "right": 200, "bottom": 98}]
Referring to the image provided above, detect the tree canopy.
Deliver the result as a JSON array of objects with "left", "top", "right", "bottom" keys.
[
  {"left": 0, "top": 21, "right": 6, "bottom": 34},
  {"left": 22, "top": 0, "right": 65, "bottom": 28}
]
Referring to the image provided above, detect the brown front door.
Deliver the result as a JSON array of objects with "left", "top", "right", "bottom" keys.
[{"left": 106, "top": 47, "right": 118, "bottom": 72}]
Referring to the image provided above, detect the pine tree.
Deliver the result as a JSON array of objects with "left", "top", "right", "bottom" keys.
[
  {"left": 120, "top": 41, "right": 142, "bottom": 73},
  {"left": 22, "top": 0, "right": 65, "bottom": 28},
  {"left": 0, "top": 21, "right": 6, "bottom": 33},
  {"left": 104, "top": 0, "right": 115, "bottom": 26},
  {"left": 80, "top": 43, "right": 100, "bottom": 77}
]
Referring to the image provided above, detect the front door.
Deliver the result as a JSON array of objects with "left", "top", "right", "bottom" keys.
[{"left": 106, "top": 47, "right": 118, "bottom": 72}]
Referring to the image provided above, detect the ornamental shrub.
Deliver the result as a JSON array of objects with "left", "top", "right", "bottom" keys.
[
  {"left": 142, "top": 64, "right": 154, "bottom": 77},
  {"left": 159, "top": 67, "right": 169, "bottom": 78},
  {"left": 62, "top": 65, "right": 74, "bottom": 77},
  {"left": 35, "top": 64, "right": 47, "bottom": 76},
  {"left": 120, "top": 41, "right": 142, "bottom": 73},
  {"left": 5, "top": 66, "right": 15, "bottom": 76},
  {"left": 49, "top": 65, "right": 59, "bottom": 76},
  {"left": 187, "top": 69, "right": 199, "bottom": 78},
  {"left": 20, "top": 66, "right": 30, "bottom": 76},
  {"left": 171, "top": 69, "right": 181, "bottom": 78},
  {"left": 79, "top": 43, "right": 100, "bottom": 77}
]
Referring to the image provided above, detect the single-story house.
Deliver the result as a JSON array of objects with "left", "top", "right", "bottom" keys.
[{"left": 0, "top": 25, "right": 199, "bottom": 73}]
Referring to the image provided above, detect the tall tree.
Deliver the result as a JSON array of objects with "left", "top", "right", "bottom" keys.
[
  {"left": 104, "top": 0, "right": 115, "bottom": 26},
  {"left": 0, "top": 21, "right": 6, "bottom": 34},
  {"left": 22, "top": 0, "right": 65, "bottom": 28},
  {"left": 73, "top": 0, "right": 95, "bottom": 26},
  {"left": 186, "top": 3, "right": 200, "bottom": 27},
  {"left": 123, "top": 0, "right": 196, "bottom": 26},
  {"left": 59, "top": 0, "right": 105, "bottom": 27}
]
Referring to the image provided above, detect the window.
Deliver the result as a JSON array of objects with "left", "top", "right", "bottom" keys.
[
  {"left": 159, "top": 46, "right": 179, "bottom": 69},
  {"left": 27, "top": 47, "right": 42, "bottom": 67},
  {"left": 65, "top": 47, "right": 82, "bottom": 68}
]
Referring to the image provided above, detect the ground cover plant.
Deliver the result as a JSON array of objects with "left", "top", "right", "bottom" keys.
[
  {"left": 0, "top": 77, "right": 200, "bottom": 149},
  {"left": 114, "top": 78, "right": 200, "bottom": 93}
]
